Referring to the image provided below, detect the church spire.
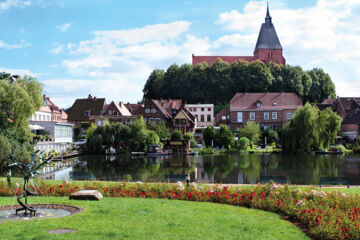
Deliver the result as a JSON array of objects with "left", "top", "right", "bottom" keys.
[{"left": 265, "top": 2, "right": 272, "bottom": 24}]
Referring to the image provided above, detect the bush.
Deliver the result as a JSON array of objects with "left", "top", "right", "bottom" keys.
[
  {"left": 184, "top": 132, "right": 196, "bottom": 148},
  {"left": 214, "top": 125, "right": 233, "bottom": 148},
  {"left": 238, "top": 137, "right": 250, "bottom": 150},
  {"left": 203, "top": 126, "right": 216, "bottom": 147},
  {"left": 261, "top": 128, "right": 279, "bottom": 145},
  {"left": 171, "top": 130, "right": 183, "bottom": 140},
  {"left": 334, "top": 144, "right": 345, "bottom": 153}
]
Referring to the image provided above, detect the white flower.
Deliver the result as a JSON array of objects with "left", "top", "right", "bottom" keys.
[
  {"left": 1, "top": 179, "right": 6, "bottom": 182},
  {"left": 270, "top": 183, "right": 278, "bottom": 191},
  {"left": 176, "top": 181, "right": 184, "bottom": 191},
  {"left": 296, "top": 199, "right": 305, "bottom": 207},
  {"left": 16, "top": 183, "right": 20, "bottom": 187},
  {"left": 136, "top": 181, "right": 142, "bottom": 184}
]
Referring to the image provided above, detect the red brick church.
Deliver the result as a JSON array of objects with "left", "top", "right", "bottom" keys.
[{"left": 192, "top": 4, "right": 285, "bottom": 66}]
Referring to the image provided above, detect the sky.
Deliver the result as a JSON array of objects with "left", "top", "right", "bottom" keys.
[{"left": 1, "top": 0, "right": 360, "bottom": 108}]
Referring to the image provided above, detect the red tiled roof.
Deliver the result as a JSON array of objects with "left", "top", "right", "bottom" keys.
[
  {"left": 125, "top": 103, "right": 143, "bottom": 115},
  {"left": 192, "top": 56, "right": 256, "bottom": 66},
  {"left": 230, "top": 93, "right": 302, "bottom": 110},
  {"left": 153, "top": 99, "right": 182, "bottom": 116}
]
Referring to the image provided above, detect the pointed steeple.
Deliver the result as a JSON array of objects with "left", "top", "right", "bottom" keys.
[
  {"left": 254, "top": 3, "right": 282, "bottom": 51},
  {"left": 265, "top": 2, "right": 272, "bottom": 24}
]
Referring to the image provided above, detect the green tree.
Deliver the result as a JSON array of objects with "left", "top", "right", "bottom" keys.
[
  {"left": 146, "top": 130, "right": 160, "bottom": 145},
  {"left": 202, "top": 126, "right": 216, "bottom": 147},
  {"left": 317, "top": 107, "right": 342, "bottom": 149},
  {"left": 184, "top": 132, "right": 196, "bottom": 147},
  {"left": 238, "top": 137, "right": 250, "bottom": 150},
  {"left": 0, "top": 74, "right": 43, "bottom": 164},
  {"left": 214, "top": 125, "right": 234, "bottom": 148},
  {"left": 147, "top": 121, "right": 170, "bottom": 140},
  {"left": 171, "top": 130, "right": 183, "bottom": 140},
  {"left": 261, "top": 128, "right": 279, "bottom": 145},
  {"left": 129, "top": 117, "right": 149, "bottom": 152},
  {"left": 238, "top": 122, "right": 260, "bottom": 145}
]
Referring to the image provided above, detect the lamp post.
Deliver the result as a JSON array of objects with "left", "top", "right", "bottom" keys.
[{"left": 185, "top": 173, "right": 190, "bottom": 186}]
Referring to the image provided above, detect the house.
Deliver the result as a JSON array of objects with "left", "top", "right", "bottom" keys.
[
  {"left": 192, "top": 4, "right": 285, "bottom": 66},
  {"left": 125, "top": 103, "right": 143, "bottom": 115},
  {"left": 142, "top": 99, "right": 182, "bottom": 125},
  {"left": 67, "top": 95, "right": 106, "bottom": 127},
  {"left": 29, "top": 95, "right": 74, "bottom": 153},
  {"left": 318, "top": 97, "right": 360, "bottom": 141},
  {"left": 172, "top": 109, "right": 196, "bottom": 133},
  {"left": 90, "top": 101, "right": 136, "bottom": 125},
  {"left": 185, "top": 104, "right": 214, "bottom": 127},
  {"left": 215, "top": 106, "right": 231, "bottom": 126},
  {"left": 228, "top": 93, "right": 302, "bottom": 130}
]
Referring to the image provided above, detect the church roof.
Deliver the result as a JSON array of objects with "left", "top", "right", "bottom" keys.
[{"left": 254, "top": 4, "right": 282, "bottom": 51}]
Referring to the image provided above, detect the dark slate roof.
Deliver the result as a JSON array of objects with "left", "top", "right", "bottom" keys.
[
  {"left": 67, "top": 96, "right": 106, "bottom": 122},
  {"left": 254, "top": 5, "right": 282, "bottom": 51}
]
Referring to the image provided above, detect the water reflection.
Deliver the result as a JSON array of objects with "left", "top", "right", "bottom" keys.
[{"left": 40, "top": 153, "right": 360, "bottom": 185}]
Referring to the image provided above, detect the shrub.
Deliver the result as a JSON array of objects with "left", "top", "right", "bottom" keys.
[
  {"left": 171, "top": 130, "right": 183, "bottom": 140},
  {"left": 334, "top": 144, "right": 345, "bottom": 153},
  {"left": 238, "top": 137, "right": 250, "bottom": 150},
  {"left": 184, "top": 132, "right": 196, "bottom": 147}
]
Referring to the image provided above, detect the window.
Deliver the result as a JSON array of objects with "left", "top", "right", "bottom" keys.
[
  {"left": 143, "top": 118, "right": 147, "bottom": 123},
  {"left": 149, "top": 118, "right": 154, "bottom": 123},
  {"left": 47, "top": 116, "right": 50, "bottom": 121},
  {"left": 145, "top": 109, "right": 150, "bottom": 113},
  {"left": 151, "top": 108, "right": 156, "bottom": 113},
  {"left": 264, "top": 112, "right": 269, "bottom": 120},
  {"left": 201, "top": 108, "right": 204, "bottom": 111},
  {"left": 84, "top": 111, "right": 90, "bottom": 117},
  {"left": 237, "top": 112, "right": 243, "bottom": 123},
  {"left": 221, "top": 116, "right": 226, "bottom": 120},
  {"left": 256, "top": 102, "right": 261, "bottom": 107},
  {"left": 201, "top": 115, "right": 204, "bottom": 122},
  {"left": 249, "top": 112, "right": 255, "bottom": 121},
  {"left": 208, "top": 108, "right": 211, "bottom": 111},
  {"left": 272, "top": 112, "right": 277, "bottom": 120},
  {"left": 155, "top": 118, "right": 161, "bottom": 124},
  {"left": 207, "top": 115, "right": 211, "bottom": 122},
  {"left": 175, "top": 119, "right": 186, "bottom": 125},
  {"left": 287, "top": 112, "right": 292, "bottom": 120},
  {"left": 193, "top": 108, "right": 197, "bottom": 112},
  {"left": 109, "top": 110, "right": 112, "bottom": 115}
]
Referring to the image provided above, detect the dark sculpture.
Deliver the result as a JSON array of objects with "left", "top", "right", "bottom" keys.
[{"left": 7, "top": 150, "right": 53, "bottom": 216}]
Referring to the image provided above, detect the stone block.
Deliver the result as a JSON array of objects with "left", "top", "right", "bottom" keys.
[{"left": 69, "top": 190, "right": 103, "bottom": 201}]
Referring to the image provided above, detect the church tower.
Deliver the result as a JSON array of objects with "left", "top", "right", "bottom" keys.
[{"left": 253, "top": 3, "right": 286, "bottom": 65}]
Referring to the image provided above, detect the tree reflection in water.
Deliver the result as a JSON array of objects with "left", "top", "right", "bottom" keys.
[{"left": 65, "top": 153, "right": 360, "bottom": 185}]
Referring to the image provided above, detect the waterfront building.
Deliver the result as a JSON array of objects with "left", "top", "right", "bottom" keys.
[
  {"left": 192, "top": 4, "right": 285, "bottom": 66},
  {"left": 223, "top": 92, "right": 302, "bottom": 130},
  {"left": 185, "top": 104, "right": 214, "bottom": 127}
]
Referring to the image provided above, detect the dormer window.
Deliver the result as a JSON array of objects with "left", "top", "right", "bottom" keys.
[
  {"left": 84, "top": 110, "right": 90, "bottom": 117},
  {"left": 255, "top": 101, "right": 262, "bottom": 108},
  {"left": 272, "top": 102, "right": 277, "bottom": 106}
]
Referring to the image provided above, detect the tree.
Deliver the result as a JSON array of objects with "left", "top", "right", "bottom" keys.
[
  {"left": 146, "top": 130, "right": 160, "bottom": 145},
  {"left": 281, "top": 103, "right": 341, "bottom": 153},
  {"left": 238, "top": 122, "right": 260, "bottom": 145},
  {"left": 0, "top": 74, "right": 43, "bottom": 165},
  {"left": 214, "top": 125, "right": 234, "bottom": 148},
  {"left": 202, "top": 126, "right": 216, "bottom": 147},
  {"left": 184, "top": 132, "right": 196, "bottom": 147},
  {"left": 171, "top": 130, "right": 183, "bottom": 140},
  {"left": 261, "top": 128, "right": 279, "bottom": 145},
  {"left": 129, "top": 117, "right": 149, "bottom": 152},
  {"left": 147, "top": 121, "right": 170, "bottom": 140}
]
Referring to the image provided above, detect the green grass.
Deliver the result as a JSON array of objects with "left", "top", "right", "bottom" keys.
[{"left": 0, "top": 197, "right": 309, "bottom": 240}]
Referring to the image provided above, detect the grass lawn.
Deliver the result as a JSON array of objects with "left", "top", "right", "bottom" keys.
[{"left": 0, "top": 197, "right": 309, "bottom": 240}]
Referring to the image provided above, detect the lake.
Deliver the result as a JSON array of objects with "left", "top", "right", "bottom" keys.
[{"left": 42, "top": 153, "right": 360, "bottom": 185}]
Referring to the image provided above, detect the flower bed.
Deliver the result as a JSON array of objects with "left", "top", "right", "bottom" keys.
[{"left": 1, "top": 180, "right": 359, "bottom": 240}]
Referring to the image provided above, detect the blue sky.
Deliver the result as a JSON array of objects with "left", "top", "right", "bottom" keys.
[{"left": 0, "top": 0, "right": 359, "bottom": 108}]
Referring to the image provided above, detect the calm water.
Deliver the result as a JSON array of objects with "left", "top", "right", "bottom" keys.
[{"left": 45, "top": 153, "right": 360, "bottom": 185}]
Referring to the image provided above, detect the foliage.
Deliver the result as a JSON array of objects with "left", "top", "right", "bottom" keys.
[
  {"left": 143, "top": 60, "right": 336, "bottom": 105},
  {"left": 238, "top": 137, "right": 250, "bottom": 150},
  {"left": 184, "top": 132, "right": 197, "bottom": 147},
  {"left": 261, "top": 128, "right": 279, "bottom": 145},
  {"left": 147, "top": 121, "right": 170, "bottom": 140},
  {"left": 86, "top": 117, "right": 160, "bottom": 153},
  {"left": 73, "top": 126, "right": 81, "bottom": 140},
  {"left": 202, "top": 126, "right": 216, "bottom": 147},
  {"left": 238, "top": 122, "right": 261, "bottom": 145},
  {"left": 214, "top": 125, "right": 234, "bottom": 148},
  {"left": 0, "top": 74, "right": 43, "bottom": 165},
  {"left": 170, "top": 130, "right": 183, "bottom": 140},
  {"left": 1, "top": 180, "right": 359, "bottom": 240},
  {"left": 282, "top": 104, "right": 342, "bottom": 153}
]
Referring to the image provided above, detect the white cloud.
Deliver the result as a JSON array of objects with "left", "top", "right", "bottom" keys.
[
  {"left": 56, "top": 23, "right": 71, "bottom": 32},
  {"left": 0, "top": 39, "right": 31, "bottom": 49},
  {"left": 48, "top": 43, "right": 64, "bottom": 54},
  {"left": 215, "top": 0, "right": 360, "bottom": 96},
  {"left": 0, "top": 67, "right": 41, "bottom": 77},
  {"left": 0, "top": 0, "right": 31, "bottom": 10}
]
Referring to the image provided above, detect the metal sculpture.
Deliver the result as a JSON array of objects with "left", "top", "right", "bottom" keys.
[{"left": 7, "top": 150, "right": 53, "bottom": 216}]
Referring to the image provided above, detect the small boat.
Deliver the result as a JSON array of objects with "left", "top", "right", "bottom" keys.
[
  {"left": 131, "top": 152, "right": 145, "bottom": 156},
  {"left": 147, "top": 145, "right": 169, "bottom": 156},
  {"left": 105, "top": 147, "right": 116, "bottom": 155}
]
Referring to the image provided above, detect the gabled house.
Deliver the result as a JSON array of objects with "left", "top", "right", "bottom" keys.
[
  {"left": 90, "top": 101, "right": 136, "bottom": 125},
  {"left": 318, "top": 97, "right": 360, "bottom": 141},
  {"left": 172, "top": 108, "right": 196, "bottom": 133},
  {"left": 43, "top": 95, "right": 68, "bottom": 122},
  {"left": 215, "top": 106, "right": 230, "bottom": 126},
  {"left": 67, "top": 95, "right": 106, "bottom": 127},
  {"left": 125, "top": 103, "right": 143, "bottom": 115},
  {"left": 229, "top": 93, "right": 302, "bottom": 130},
  {"left": 142, "top": 99, "right": 172, "bottom": 125}
]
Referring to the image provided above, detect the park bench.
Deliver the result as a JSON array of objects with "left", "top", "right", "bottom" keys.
[
  {"left": 319, "top": 177, "right": 349, "bottom": 188},
  {"left": 260, "top": 176, "right": 288, "bottom": 184}
]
